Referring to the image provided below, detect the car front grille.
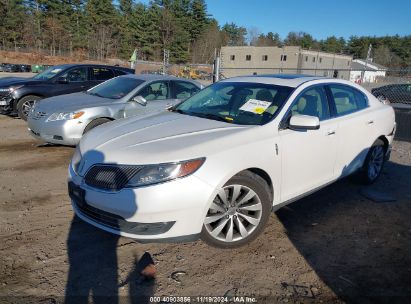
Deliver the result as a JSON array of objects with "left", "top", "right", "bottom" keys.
[
  {"left": 31, "top": 111, "right": 48, "bottom": 120},
  {"left": 84, "top": 165, "right": 142, "bottom": 191}
]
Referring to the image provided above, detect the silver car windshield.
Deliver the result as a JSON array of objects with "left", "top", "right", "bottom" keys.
[
  {"left": 174, "top": 82, "right": 294, "bottom": 125},
  {"left": 87, "top": 77, "right": 144, "bottom": 99}
]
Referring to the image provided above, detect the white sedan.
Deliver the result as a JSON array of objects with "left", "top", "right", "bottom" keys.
[{"left": 68, "top": 75, "right": 396, "bottom": 248}]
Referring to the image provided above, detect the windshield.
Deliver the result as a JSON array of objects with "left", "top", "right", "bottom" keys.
[
  {"left": 87, "top": 77, "right": 144, "bottom": 99},
  {"left": 32, "top": 66, "right": 63, "bottom": 80},
  {"left": 175, "top": 82, "right": 294, "bottom": 125}
]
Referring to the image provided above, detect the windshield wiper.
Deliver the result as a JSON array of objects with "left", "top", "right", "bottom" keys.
[
  {"left": 189, "top": 112, "right": 230, "bottom": 123},
  {"left": 168, "top": 108, "right": 186, "bottom": 114}
]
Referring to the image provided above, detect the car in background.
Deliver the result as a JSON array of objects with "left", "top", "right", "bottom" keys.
[
  {"left": 2, "top": 64, "right": 20, "bottom": 73},
  {"left": 28, "top": 74, "right": 202, "bottom": 145},
  {"left": 0, "top": 64, "right": 134, "bottom": 120},
  {"left": 67, "top": 75, "right": 395, "bottom": 248},
  {"left": 371, "top": 84, "right": 411, "bottom": 105}
]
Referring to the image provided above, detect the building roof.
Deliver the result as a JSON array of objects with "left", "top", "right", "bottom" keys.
[
  {"left": 220, "top": 74, "right": 325, "bottom": 87},
  {"left": 352, "top": 59, "right": 387, "bottom": 71}
]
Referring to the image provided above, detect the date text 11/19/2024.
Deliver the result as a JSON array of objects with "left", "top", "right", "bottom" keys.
[{"left": 149, "top": 296, "right": 258, "bottom": 303}]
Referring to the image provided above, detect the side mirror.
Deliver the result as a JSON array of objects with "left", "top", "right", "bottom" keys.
[
  {"left": 289, "top": 114, "right": 320, "bottom": 130},
  {"left": 132, "top": 95, "right": 147, "bottom": 106},
  {"left": 57, "top": 76, "right": 68, "bottom": 84}
]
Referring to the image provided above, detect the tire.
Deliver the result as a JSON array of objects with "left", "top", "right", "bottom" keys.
[
  {"left": 358, "top": 139, "right": 386, "bottom": 184},
  {"left": 17, "top": 95, "right": 42, "bottom": 121},
  {"left": 200, "top": 171, "right": 272, "bottom": 248},
  {"left": 83, "top": 118, "right": 111, "bottom": 134}
]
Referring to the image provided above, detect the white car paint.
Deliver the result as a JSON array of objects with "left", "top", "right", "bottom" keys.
[{"left": 68, "top": 75, "right": 396, "bottom": 244}]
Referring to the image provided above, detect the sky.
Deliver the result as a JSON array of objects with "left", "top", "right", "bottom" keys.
[{"left": 139, "top": 0, "right": 411, "bottom": 40}]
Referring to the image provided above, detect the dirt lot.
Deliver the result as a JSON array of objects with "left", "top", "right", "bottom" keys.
[{"left": 0, "top": 115, "right": 411, "bottom": 304}]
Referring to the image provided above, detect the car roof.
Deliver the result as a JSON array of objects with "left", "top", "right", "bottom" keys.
[
  {"left": 122, "top": 73, "right": 200, "bottom": 83},
  {"left": 220, "top": 74, "right": 327, "bottom": 88},
  {"left": 51, "top": 63, "right": 133, "bottom": 71}
]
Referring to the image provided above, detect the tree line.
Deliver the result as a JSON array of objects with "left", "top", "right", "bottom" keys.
[{"left": 1, "top": 0, "right": 410, "bottom": 67}]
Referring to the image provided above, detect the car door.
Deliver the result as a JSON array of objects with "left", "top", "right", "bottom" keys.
[
  {"left": 123, "top": 80, "right": 172, "bottom": 118},
  {"left": 279, "top": 85, "right": 339, "bottom": 202},
  {"left": 170, "top": 80, "right": 201, "bottom": 104},
  {"left": 50, "top": 66, "right": 89, "bottom": 95},
  {"left": 327, "top": 84, "right": 373, "bottom": 177},
  {"left": 88, "top": 67, "right": 116, "bottom": 89}
]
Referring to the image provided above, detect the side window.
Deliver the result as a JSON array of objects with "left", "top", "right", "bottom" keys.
[
  {"left": 290, "top": 86, "right": 330, "bottom": 121},
  {"left": 330, "top": 85, "right": 366, "bottom": 116},
  {"left": 63, "top": 67, "right": 87, "bottom": 82},
  {"left": 138, "top": 81, "right": 169, "bottom": 101},
  {"left": 353, "top": 90, "right": 368, "bottom": 110},
  {"left": 174, "top": 81, "right": 200, "bottom": 100},
  {"left": 90, "top": 68, "right": 115, "bottom": 81}
]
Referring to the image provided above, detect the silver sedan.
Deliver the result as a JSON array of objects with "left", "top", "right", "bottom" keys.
[{"left": 27, "top": 74, "right": 203, "bottom": 145}]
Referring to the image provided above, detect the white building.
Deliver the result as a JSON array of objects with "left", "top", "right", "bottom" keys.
[{"left": 350, "top": 59, "right": 387, "bottom": 83}]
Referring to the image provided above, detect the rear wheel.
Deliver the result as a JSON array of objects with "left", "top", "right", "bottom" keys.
[
  {"left": 83, "top": 118, "right": 111, "bottom": 134},
  {"left": 200, "top": 171, "right": 271, "bottom": 248},
  {"left": 17, "top": 95, "right": 42, "bottom": 120},
  {"left": 359, "top": 139, "right": 386, "bottom": 184}
]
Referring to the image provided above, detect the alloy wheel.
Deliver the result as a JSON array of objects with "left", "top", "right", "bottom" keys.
[
  {"left": 204, "top": 184, "right": 263, "bottom": 243},
  {"left": 368, "top": 145, "right": 384, "bottom": 180},
  {"left": 21, "top": 100, "right": 37, "bottom": 118}
]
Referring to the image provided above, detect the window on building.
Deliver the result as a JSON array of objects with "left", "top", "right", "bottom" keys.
[
  {"left": 312, "top": 57, "right": 316, "bottom": 63},
  {"left": 319, "top": 57, "right": 322, "bottom": 63},
  {"left": 280, "top": 55, "right": 287, "bottom": 61},
  {"left": 347, "top": 60, "right": 350, "bottom": 66},
  {"left": 230, "top": 55, "right": 235, "bottom": 61},
  {"left": 262, "top": 55, "right": 268, "bottom": 61},
  {"left": 305, "top": 56, "right": 308, "bottom": 62},
  {"left": 246, "top": 55, "right": 251, "bottom": 61}
]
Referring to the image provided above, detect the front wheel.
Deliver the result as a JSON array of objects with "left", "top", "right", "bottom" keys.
[
  {"left": 359, "top": 139, "right": 386, "bottom": 184},
  {"left": 200, "top": 171, "right": 272, "bottom": 248},
  {"left": 17, "top": 95, "right": 42, "bottom": 120}
]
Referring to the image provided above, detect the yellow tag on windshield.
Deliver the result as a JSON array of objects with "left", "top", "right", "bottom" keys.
[{"left": 254, "top": 107, "right": 266, "bottom": 114}]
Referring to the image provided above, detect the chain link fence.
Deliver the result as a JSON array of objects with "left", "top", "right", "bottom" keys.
[{"left": 134, "top": 60, "right": 213, "bottom": 84}]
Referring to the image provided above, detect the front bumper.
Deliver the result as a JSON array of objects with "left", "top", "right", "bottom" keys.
[
  {"left": 68, "top": 164, "right": 215, "bottom": 241},
  {"left": 0, "top": 96, "right": 14, "bottom": 114},
  {"left": 27, "top": 116, "right": 87, "bottom": 146}
]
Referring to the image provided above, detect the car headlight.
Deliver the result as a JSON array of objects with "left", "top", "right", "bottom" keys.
[
  {"left": 46, "top": 111, "right": 84, "bottom": 122},
  {"left": 126, "top": 158, "right": 205, "bottom": 187},
  {"left": 0, "top": 85, "right": 24, "bottom": 93},
  {"left": 71, "top": 145, "right": 82, "bottom": 174}
]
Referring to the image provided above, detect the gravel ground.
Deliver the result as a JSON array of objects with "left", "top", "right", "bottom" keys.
[{"left": 0, "top": 115, "right": 411, "bottom": 304}]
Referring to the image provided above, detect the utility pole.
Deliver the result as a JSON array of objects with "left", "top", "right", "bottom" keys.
[{"left": 362, "top": 44, "right": 372, "bottom": 83}]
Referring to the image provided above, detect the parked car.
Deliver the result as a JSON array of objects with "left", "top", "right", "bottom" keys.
[
  {"left": 28, "top": 75, "right": 202, "bottom": 145},
  {"left": 68, "top": 74, "right": 396, "bottom": 248},
  {"left": 2, "top": 64, "right": 20, "bottom": 73},
  {"left": 18, "top": 64, "right": 32, "bottom": 72},
  {"left": 371, "top": 83, "right": 411, "bottom": 104},
  {"left": 0, "top": 64, "right": 134, "bottom": 120}
]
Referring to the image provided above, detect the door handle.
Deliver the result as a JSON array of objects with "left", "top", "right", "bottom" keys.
[
  {"left": 327, "top": 130, "right": 336, "bottom": 136},
  {"left": 367, "top": 120, "right": 374, "bottom": 125}
]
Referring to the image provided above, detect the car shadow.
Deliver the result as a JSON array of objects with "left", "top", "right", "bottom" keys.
[
  {"left": 275, "top": 160, "right": 411, "bottom": 303},
  {"left": 64, "top": 150, "right": 155, "bottom": 304}
]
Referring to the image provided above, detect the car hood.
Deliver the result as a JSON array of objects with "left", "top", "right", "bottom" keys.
[
  {"left": 35, "top": 92, "right": 115, "bottom": 112},
  {"left": 0, "top": 77, "right": 43, "bottom": 88},
  {"left": 79, "top": 111, "right": 256, "bottom": 166}
]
